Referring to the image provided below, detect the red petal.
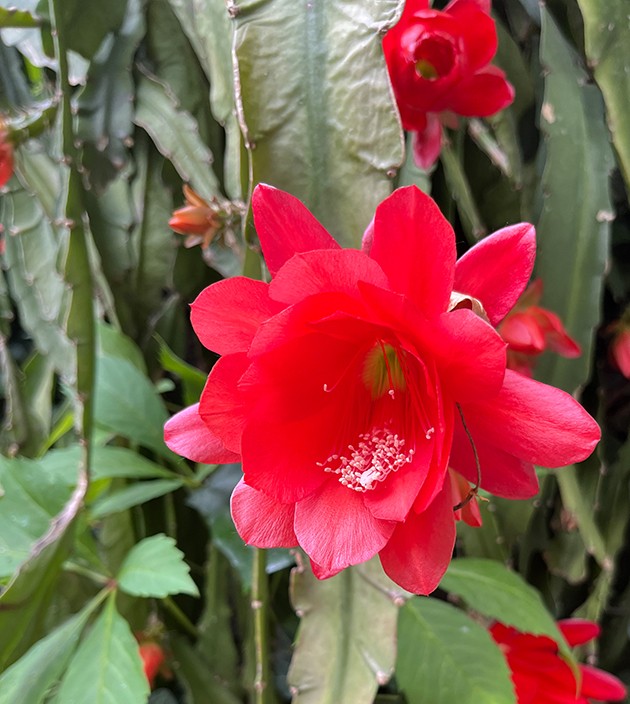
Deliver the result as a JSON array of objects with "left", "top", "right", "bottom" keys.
[
  {"left": 435, "top": 308, "right": 506, "bottom": 402},
  {"left": 450, "top": 412, "right": 539, "bottom": 498},
  {"left": 531, "top": 307, "right": 581, "bottom": 357},
  {"left": 198, "top": 353, "right": 249, "bottom": 453},
  {"left": 252, "top": 184, "right": 339, "bottom": 276},
  {"left": 164, "top": 403, "right": 240, "bottom": 464},
  {"left": 191, "top": 277, "right": 284, "bottom": 355},
  {"left": 269, "top": 249, "right": 390, "bottom": 305},
  {"left": 294, "top": 480, "right": 396, "bottom": 574},
  {"left": 230, "top": 479, "right": 297, "bottom": 548},
  {"left": 0, "top": 140, "right": 13, "bottom": 188},
  {"left": 557, "top": 619, "right": 599, "bottom": 647},
  {"left": 412, "top": 114, "right": 443, "bottom": 170},
  {"left": 369, "top": 186, "right": 456, "bottom": 317},
  {"left": 446, "top": 66, "right": 515, "bottom": 116},
  {"left": 379, "top": 480, "right": 456, "bottom": 594},
  {"left": 500, "top": 313, "right": 547, "bottom": 354},
  {"left": 444, "top": 0, "right": 497, "bottom": 71},
  {"left": 455, "top": 223, "right": 536, "bottom": 326},
  {"left": 462, "top": 370, "right": 600, "bottom": 468},
  {"left": 579, "top": 664, "right": 627, "bottom": 701}
]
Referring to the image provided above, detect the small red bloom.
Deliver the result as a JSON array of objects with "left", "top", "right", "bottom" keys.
[
  {"left": 611, "top": 325, "right": 630, "bottom": 379},
  {"left": 169, "top": 185, "right": 222, "bottom": 249},
  {"left": 0, "top": 123, "right": 13, "bottom": 188},
  {"left": 138, "top": 642, "right": 165, "bottom": 689},
  {"left": 490, "top": 619, "right": 627, "bottom": 704},
  {"left": 383, "top": 0, "right": 514, "bottom": 168},
  {"left": 498, "top": 280, "right": 581, "bottom": 377},
  {"left": 165, "top": 184, "right": 600, "bottom": 595}
]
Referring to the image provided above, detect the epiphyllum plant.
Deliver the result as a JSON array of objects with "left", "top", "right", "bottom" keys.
[
  {"left": 383, "top": 0, "right": 514, "bottom": 168},
  {"left": 165, "top": 185, "right": 599, "bottom": 594}
]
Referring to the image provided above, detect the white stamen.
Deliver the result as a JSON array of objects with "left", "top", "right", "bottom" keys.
[{"left": 319, "top": 428, "right": 414, "bottom": 492}]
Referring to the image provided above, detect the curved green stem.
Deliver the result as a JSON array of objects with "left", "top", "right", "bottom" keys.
[{"left": 252, "top": 547, "right": 272, "bottom": 703}]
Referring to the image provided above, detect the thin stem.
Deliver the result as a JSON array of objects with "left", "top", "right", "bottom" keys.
[
  {"left": 162, "top": 596, "right": 199, "bottom": 639},
  {"left": 252, "top": 547, "right": 272, "bottom": 703},
  {"left": 63, "top": 561, "right": 111, "bottom": 586},
  {"left": 453, "top": 403, "right": 481, "bottom": 512}
]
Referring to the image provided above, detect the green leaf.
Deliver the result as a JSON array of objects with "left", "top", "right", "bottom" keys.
[
  {"left": 0, "top": 453, "right": 78, "bottom": 578},
  {"left": 397, "top": 598, "right": 516, "bottom": 704},
  {"left": 89, "top": 478, "right": 184, "bottom": 519},
  {"left": 117, "top": 533, "right": 199, "bottom": 597},
  {"left": 233, "top": 0, "right": 404, "bottom": 247},
  {"left": 93, "top": 355, "right": 172, "bottom": 459},
  {"left": 97, "top": 322, "right": 147, "bottom": 373},
  {"left": 157, "top": 334, "right": 206, "bottom": 406},
  {"left": 287, "top": 557, "right": 406, "bottom": 704},
  {"left": 54, "top": 595, "right": 150, "bottom": 704},
  {"left": 0, "top": 594, "right": 103, "bottom": 704},
  {"left": 534, "top": 9, "right": 614, "bottom": 392},
  {"left": 440, "top": 558, "right": 567, "bottom": 647},
  {"left": 0, "top": 7, "right": 40, "bottom": 29},
  {"left": 0, "top": 468, "right": 87, "bottom": 669},
  {"left": 134, "top": 74, "right": 219, "bottom": 200},
  {"left": 576, "top": 0, "right": 630, "bottom": 196}
]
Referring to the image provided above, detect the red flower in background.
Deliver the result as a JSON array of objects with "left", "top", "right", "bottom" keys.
[
  {"left": 383, "top": 0, "right": 514, "bottom": 168},
  {"left": 165, "top": 184, "right": 599, "bottom": 594},
  {"left": 498, "top": 279, "right": 581, "bottom": 377},
  {"left": 138, "top": 642, "right": 165, "bottom": 689},
  {"left": 491, "top": 619, "right": 627, "bottom": 704},
  {"left": 611, "top": 324, "right": 630, "bottom": 379},
  {"left": 169, "top": 184, "right": 221, "bottom": 249},
  {"left": 0, "top": 123, "right": 13, "bottom": 188}
]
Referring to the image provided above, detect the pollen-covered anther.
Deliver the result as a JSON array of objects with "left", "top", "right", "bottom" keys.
[{"left": 318, "top": 428, "right": 415, "bottom": 492}]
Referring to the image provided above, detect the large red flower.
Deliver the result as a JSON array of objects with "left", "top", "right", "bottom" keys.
[
  {"left": 165, "top": 184, "right": 600, "bottom": 594},
  {"left": 383, "top": 0, "right": 514, "bottom": 168},
  {"left": 490, "top": 620, "right": 627, "bottom": 704}
]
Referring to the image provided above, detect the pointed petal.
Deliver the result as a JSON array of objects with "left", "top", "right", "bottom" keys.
[
  {"left": 412, "top": 114, "right": 443, "bottom": 170},
  {"left": 252, "top": 184, "right": 339, "bottom": 276},
  {"left": 579, "top": 664, "right": 627, "bottom": 701},
  {"left": 447, "top": 67, "right": 514, "bottom": 116},
  {"left": 191, "top": 277, "right": 284, "bottom": 355},
  {"left": 230, "top": 479, "right": 297, "bottom": 548},
  {"left": 310, "top": 558, "right": 343, "bottom": 580},
  {"left": 269, "top": 249, "right": 390, "bottom": 305},
  {"left": 369, "top": 186, "right": 457, "bottom": 317},
  {"left": 450, "top": 410, "right": 539, "bottom": 498},
  {"left": 436, "top": 308, "right": 506, "bottom": 402},
  {"left": 444, "top": 0, "right": 497, "bottom": 71},
  {"left": 294, "top": 480, "right": 395, "bottom": 574},
  {"left": 379, "top": 480, "right": 456, "bottom": 594},
  {"left": 557, "top": 619, "right": 599, "bottom": 647},
  {"left": 199, "top": 353, "right": 249, "bottom": 453},
  {"left": 164, "top": 403, "right": 240, "bottom": 464},
  {"left": 462, "top": 370, "right": 600, "bottom": 468},
  {"left": 454, "top": 223, "right": 536, "bottom": 325}
]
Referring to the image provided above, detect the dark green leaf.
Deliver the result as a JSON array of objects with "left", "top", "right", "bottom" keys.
[
  {"left": 89, "top": 478, "right": 184, "bottom": 519},
  {"left": 397, "top": 598, "right": 515, "bottom": 704}
]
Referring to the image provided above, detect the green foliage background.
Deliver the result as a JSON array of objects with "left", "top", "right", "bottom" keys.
[{"left": 0, "top": 0, "right": 629, "bottom": 702}]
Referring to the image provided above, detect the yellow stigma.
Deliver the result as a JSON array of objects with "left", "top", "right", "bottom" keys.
[
  {"left": 363, "top": 342, "right": 406, "bottom": 399},
  {"left": 415, "top": 59, "right": 439, "bottom": 80}
]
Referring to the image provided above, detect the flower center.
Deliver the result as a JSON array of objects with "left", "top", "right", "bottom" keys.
[
  {"left": 414, "top": 36, "right": 456, "bottom": 80},
  {"left": 317, "top": 427, "right": 415, "bottom": 492},
  {"left": 362, "top": 342, "right": 406, "bottom": 399}
]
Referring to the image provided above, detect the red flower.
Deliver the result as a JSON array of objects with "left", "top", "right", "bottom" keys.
[
  {"left": 490, "top": 619, "right": 627, "bottom": 704},
  {"left": 138, "top": 642, "right": 165, "bottom": 689},
  {"left": 383, "top": 0, "right": 514, "bottom": 168},
  {"left": 611, "top": 325, "right": 630, "bottom": 379},
  {"left": 0, "top": 124, "right": 13, "bottom": 188},
  {"left": 498, "top": 279, "right": 581, "bottom": 377},
  {"left": 165, "top": 184, "right": 600, "bottom": 594}
]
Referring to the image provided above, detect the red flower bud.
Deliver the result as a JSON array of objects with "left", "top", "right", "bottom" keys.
[
  {"left": 138, "top": 642, "right": 165, "bottom": 689},
  {"left": 0, "top": 123, "right": 13, "bottom": 188},
  {"left": 169, "top": 185, "right": 221, "bottom": 249}
]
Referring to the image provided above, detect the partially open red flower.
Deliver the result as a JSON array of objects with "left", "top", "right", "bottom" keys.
[
  {"left": 383, "top": 0, "right": 514, "bottom": 168},
  {"left": 165, "top": 184, "right": 600, "bottom": 594},
  {"left": 498, "top": 279, "right": 581, "bottom": 377},
  {"left": 490, "top": 619, "right": 627, "bottom": 703},
  {"left": 169, "top": 184, "right": 222, "bottom": 249},
  {"left": 0, "top": 123, "right": 13, "bottom": 188}
]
